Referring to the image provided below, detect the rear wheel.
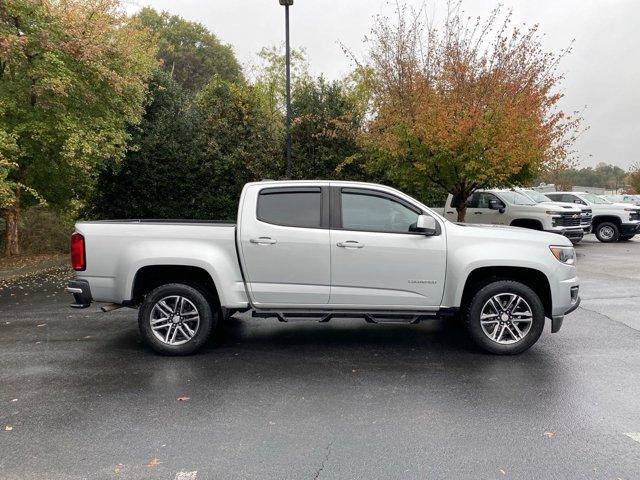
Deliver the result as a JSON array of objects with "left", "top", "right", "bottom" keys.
[
  {"left": 465, "top": 280, "right": 545, "bottom": 355},
  {"left": 138, "top": 283, "right": 216, "bottom": 355},
  {"left": 595, "top": 222, "right": 620, "bottom": 243}
]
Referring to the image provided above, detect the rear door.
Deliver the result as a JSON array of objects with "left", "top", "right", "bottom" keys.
[
  {"left": 238, "top": 185, "right": 330, "bottom": 306},
  {"left": 329, "top": 186, "right": 446, "bottom": 308}
]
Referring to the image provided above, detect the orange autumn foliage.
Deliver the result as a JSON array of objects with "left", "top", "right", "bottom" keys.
[{"left": 359, "top": 2, "right": 583, "bottom": 220}]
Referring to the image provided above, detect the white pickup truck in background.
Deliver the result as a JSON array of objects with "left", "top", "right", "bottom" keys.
[
  {"left": 67, "top": 181, "right": 580, "bottom": 356},
  {"left": 443, "top": 189, "right": 585, "bottom": 243},
  {"left": 517, "top": 188, "right": 593, "bottom": 235},
  {"left": 545, "top": 191, "right": 640, "bottom": 242}
]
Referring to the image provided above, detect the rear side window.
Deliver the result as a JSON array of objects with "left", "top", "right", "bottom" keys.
[{"left": 257, "top": 187, "right": 322, "bottom": 228}]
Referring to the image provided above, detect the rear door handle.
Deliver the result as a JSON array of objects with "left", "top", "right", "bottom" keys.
[
  {"left": 474, "top": 212, "right": 483, "bottom": 215},
  {"left": 250, "top": 236, "right": 277, "bottom": 245},
  {"left": 337, "top": 241, "right": 364, "bottom": 249}
]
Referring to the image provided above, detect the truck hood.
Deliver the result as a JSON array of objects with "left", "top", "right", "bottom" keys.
[
  {"left": 611, "top": 202, "right": 640, "bottom": 211},
  {"left": 537, "top": 201, "right": 584, "bottom": 212},
  {"left": 449, "top": 221, "right": 572, "bottom": 246}
]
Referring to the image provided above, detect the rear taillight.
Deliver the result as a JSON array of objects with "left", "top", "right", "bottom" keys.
[{"left": 70, "top": 233, "right": 86, "bottom": 271}]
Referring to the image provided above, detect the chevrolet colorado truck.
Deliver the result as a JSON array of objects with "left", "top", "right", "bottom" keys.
[
  {"left": 67, "top": 181, "right": 580, "bottom": 356},
  {"left": 517, "top": 189, "right": 592, "bottom": 235},
  {"left": 545, "top": 191, "right": 640, "bottom": 242},
  {"left": 443, "top": 189, "right": 585, "bottom": 243}
]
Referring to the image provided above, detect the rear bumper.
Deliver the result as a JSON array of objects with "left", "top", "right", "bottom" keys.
[{"left": 66, "top": 280, "right": 92, "bottom": 309}]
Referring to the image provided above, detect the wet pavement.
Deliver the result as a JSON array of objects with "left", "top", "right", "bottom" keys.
[{"left": 1, "top": 237, "right": 640, "bottom": 479}]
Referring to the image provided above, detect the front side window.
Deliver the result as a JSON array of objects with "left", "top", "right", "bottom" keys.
[
  {"left": 472, "top": 192, "right": 502, "bottom": 209},
  {"left": 257, "top": 188, "right": 322, "bottom": 228},
  {"left": 341, "top": 191, "right": 420, "bottom": 233}
]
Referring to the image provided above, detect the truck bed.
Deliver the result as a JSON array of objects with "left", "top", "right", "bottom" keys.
[{"left": 74, "top": 220, "right": 245, "bottom": 306}]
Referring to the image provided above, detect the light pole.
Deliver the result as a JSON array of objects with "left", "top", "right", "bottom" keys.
[{"left": 279, "top": 0, "right": 293, "bottom": 178}]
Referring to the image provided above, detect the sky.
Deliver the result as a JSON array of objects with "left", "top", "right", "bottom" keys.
[{"left": 125, "top": 0, "right": 640, "bottom": 169}]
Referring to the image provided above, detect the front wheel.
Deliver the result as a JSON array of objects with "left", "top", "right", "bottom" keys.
[
  {"left": 138, "top": 283, "right": 216, "bottom": 355},
  {"left": 465, "top": 280, "right": 545, "bottom": 355},
  {"left": 595, "top": 222, "right": 620, "bottom": 242}
]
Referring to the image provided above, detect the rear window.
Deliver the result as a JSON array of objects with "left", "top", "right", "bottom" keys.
[{"left": 257, "top": 187, "right": 322, "bottom": 228}]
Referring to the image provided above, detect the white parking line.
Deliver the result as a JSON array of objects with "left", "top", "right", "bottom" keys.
[
  {"left": 624, "top": 433, "right": 640, "bottom": 443},
  {"left": 174, "top": 471, "right": 197, "bottom": 480}
]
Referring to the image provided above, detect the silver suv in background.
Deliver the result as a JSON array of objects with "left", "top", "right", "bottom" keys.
[{"left": 519, "top": 189, "right": 592, "bottom": 235}]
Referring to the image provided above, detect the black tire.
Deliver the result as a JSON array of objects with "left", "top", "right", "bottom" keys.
[
  {"left": 465, "top": 280, "right": 545, "bottom": 355},
  {"left": 594, "top": 221, "right": 620, "bottom": 243},
  {"left": 619, "top": 235, "right": 634, "bottom": 241},
  {"left": 138, "top": 283, "right": 216, "bottom": 355}
]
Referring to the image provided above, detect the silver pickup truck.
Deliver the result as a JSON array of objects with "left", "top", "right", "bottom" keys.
[{"left": 67, "top": 181, "right": 580, "bottom": 355}]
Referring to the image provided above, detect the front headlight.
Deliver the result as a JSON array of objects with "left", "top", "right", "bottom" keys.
[{"left": 549, "top": 245, "right": 575, "bottom": 265}]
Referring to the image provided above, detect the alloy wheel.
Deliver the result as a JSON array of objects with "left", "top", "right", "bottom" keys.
[
  {"left": 150, "top": 295, "right": 200, "bottom": 346},
  {"left": 479, "top": 293, "right": 533, "bottom": 345}
]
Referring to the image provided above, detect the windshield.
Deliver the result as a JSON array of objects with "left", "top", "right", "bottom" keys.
[
  {"left": 498, "top": 191, "right": 536, "bottom": 205},
  {"left": 522, "top": 189, "right": 551, "bottom": 203},
  {"left": 581, "top": 193, "right": 612, "bottom": 204}
]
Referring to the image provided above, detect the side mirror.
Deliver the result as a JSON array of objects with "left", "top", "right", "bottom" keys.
[
  {"left": 488, "top": 199, "right": 505, "bottom": 213},
  {"left": 411, "top": 215, "right": 437, "bottom": 235}
]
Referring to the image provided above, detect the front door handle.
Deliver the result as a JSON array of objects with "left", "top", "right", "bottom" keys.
[
  {"left": 250, "top": 236, "right": 277, "bottom": 245},
  {"left": 474, "top": 212, "right": 483, "bottom": 215},
  {"left": 337, "top": 241, "right": 364, "bottom": 249}
]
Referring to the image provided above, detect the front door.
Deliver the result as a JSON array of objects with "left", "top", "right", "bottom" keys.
[
  {"left": 329, "top": 186, "right": 446, "bottom": 308},
  {"left": 466, "top": 192, "right": 506, "bottom": 225},
  {"left": 238, "top": 185, "right": 330, "bottom": 306}
]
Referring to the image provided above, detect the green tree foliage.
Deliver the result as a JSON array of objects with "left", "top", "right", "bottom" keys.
[
  {"left": 136, "top": 7, "right": 242, "bottom": 92},
  {"left": 0, "top": 0, "right": 157, "bottom": 255},
  {"left": 289, "top": 76, "right": 364, "bottom": 180},
  {"left": 89, "top": 73, "right": 280, "bottom": 221},
  {"left": 551, "top": 162, "right": 628, "bottom": 190}
]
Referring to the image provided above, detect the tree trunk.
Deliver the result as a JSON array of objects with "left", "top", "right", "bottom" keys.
[
  {"left": 3, "top": 203, "right": 20, "bottom": 256},
  {"left": 456, "top": 204, "right": 467, "bottom": 222}
]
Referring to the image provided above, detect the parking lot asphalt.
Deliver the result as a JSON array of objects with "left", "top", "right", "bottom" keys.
[{"left": 1, "top": 237, "right": 640, "bottom": 480}]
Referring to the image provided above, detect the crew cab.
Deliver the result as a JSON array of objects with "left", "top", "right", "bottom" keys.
[
  {"left": 443, "top": 189, "right": 585, "bottom": 243},
  {"left": 67, "top": 181, "right": 580, "bottom": 356},
  {"left": 518, "top": 189, "right": 592, "bottom": 235},
  {"left": 545, "top": 191, "right": 640, "bottom": 242}
]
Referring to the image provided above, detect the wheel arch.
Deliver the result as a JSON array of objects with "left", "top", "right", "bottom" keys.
[
  {"left": 129, "top": 265, "right": 221, "bottom": 310},
  {"left": 509, "top": 218, "right": 544, "bottom": 230},
  {"left": 460, "top": 266, "right": 552, "bottom": 319},
  {"left": 592, "top": 215, "right": 621, "bottom": 227}
]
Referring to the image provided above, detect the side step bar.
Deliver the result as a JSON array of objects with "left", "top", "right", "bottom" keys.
[{"left": 251, "top": 310, "right": 454, "bottom": 324}]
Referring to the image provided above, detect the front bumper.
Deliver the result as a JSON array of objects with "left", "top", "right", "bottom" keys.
[
  {"left": 581, "top": 224, "right": 592, "bottom": 234},
  {"left": 621, "top": 222, "right": 640, "bottom": 236},
  {"left": 551, "top": 285, "right": 580, "bottom": 333},
  {"left": 546, "top": 228, "right": 584, "bottom": 242},
  {"left": 66, "top": 279, "right": 92, "bottom": 309}
]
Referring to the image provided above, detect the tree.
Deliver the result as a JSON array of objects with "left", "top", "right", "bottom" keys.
[
  {"left": 356, "top": 3, "right": 582, "bottom": 221},
  {"left": 0, "top": 0, "right": 157, "bottom": 255},
  {"left": 626, "top": 163, "right": 640, "bottom": 194},
  {"left": 135, "top": 7, "right": 242, "bottom": 92},
  {"left": 89, "top": 74, "right": 281, "bottom": 221},
  {"left": 289, "top": 76, "right": 365, "bottom": 180},
  {"left": 87, "top": 71, "right": 205, "bottom": 219},
  {"left": 195, "top": 77, "right": 281, "bottom": 217}
]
